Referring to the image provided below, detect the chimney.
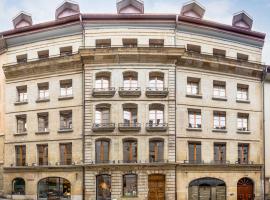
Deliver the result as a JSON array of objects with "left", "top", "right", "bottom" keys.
[
  {"left": 232, "top": 11, "right": 253, "bottom": 30},
  {"left": 116, "top": 0, "right": 144, "bottom": 14},
  {"left": 180, "top": 0, "right": 205, "bottom": 19},
  {"left": 55, "top": 0, "right": 80, "bottom": 19},
  {"left": 13, "top": 11, "right": 32, "bottom": 29}
]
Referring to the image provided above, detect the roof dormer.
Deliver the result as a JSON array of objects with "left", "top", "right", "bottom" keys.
[
  {"left": 232, "top": 11, "right": 253, "bottom": 30},
  {"left": 13, "top": 11, "right": 32, "bottom": 29},
  {"left": 180, "top": 0, "right": 205, "bottom": 19},
  {"left": 117, "top": 0, "right": 144, "bottom": 14},
  {"left": 55, "top": 0, "right": 80, "bottom": 19}
]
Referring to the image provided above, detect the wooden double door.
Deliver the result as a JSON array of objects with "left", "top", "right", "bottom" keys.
[
  {"left": 148, "top": 174, "right": 165, "bottom": 200},
  {"left": 237, "top": 178, "right": 254, "bottom": 200}
]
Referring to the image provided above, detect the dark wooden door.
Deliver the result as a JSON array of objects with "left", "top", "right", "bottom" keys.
[
  {"left": 199, "top": 186, "right": 211, "bottom": 200},
  {"left": 237, "top": 178, "right": 253, "bottom": 200},
  {"left": 148, "top": 174, "right": 165, "bottom": 200}
]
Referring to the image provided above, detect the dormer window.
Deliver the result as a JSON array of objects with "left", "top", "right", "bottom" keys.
[
  {"left": 123, "top": 38, "right": 137, "bottom": 48},
  {"left": 60, "top": 46, "right": 72, "bottom": 56},
  {"left": 96, "top": 39, "right": 111, "bottom": 48},
  {"left": 187, "top": 44, "right": 201, "bottom": 53},
  {"left": 16, "top": 54, "right": 27, "bottom": 64},
  {"left": 38, "top": 50, "right": 49, "bottom": 60},
  {"left": 149, "top": 39, "right": 164, "bottom": 47},
  {"left": 180, "top": 1, "right": 205, "bottom": 19}
]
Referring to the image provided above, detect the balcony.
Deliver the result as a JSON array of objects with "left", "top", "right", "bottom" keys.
[
  {"left": 92, "top": 88, "right": 116, "bottom": 97},
  {"left": 92, "top": 123, "right": 115, "bottom": 132},
  {"left": 145, "top": 87, "right": 168, "bottom": 98},
  {"left": 118, "top": 123, "right": 141, "bottom": 132},
  {"left": 146, "top": 123, "right": 168, "bottom": 132},
  {"left": 118, "top": 87, "right": 141, "bottom": 97}
]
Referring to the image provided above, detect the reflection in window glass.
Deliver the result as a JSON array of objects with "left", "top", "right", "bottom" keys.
[
  {"left": 123, "top": 174, "right": 137, "bottom": 197},
  {"left": 96, "top": 175, "right": 111, "bottom": 200}
]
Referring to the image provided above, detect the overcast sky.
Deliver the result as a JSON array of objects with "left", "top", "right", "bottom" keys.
[{"left": 0, "top": 0, "right": 269, "bottom": 64}]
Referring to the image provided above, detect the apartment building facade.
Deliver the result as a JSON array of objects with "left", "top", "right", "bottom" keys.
[{"left": 0, "top": 0, "right": 266, "bottom": 200}]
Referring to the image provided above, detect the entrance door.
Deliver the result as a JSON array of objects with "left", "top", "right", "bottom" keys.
[
  {"left": 237, "top": 178, "right": 253, "bottom": 200},
  {"left": 148, "top": 174, "right": 165, "bottom": 200},
  {"left": 96, "top": 175, "right": 111, "bottom": 200},
  {"left": 199, "top": 186, "right": 211, "bottom": 200}
]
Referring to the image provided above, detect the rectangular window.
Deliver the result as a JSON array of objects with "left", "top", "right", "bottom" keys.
[
  {"left": 149, "top": 39, "right": 164, "bottom": 47},
  {"left": 123, "top": 174, "right": 137, "bottom": 197},
  {"left": 188, "top": 110, "right": 201, "bottom": 128},
  {"left": 16, "top": 54, "right": 27, "bottom": 63},
  {"left": 95, "top": 76, "right": 110, "bottom": 89},
  {"left": 16, "top": 115, "right": 27, "bottom": 133},
  {"left": 60, "top": 110, "right": 72, "bottom": 130},
  {"left": 213, "top": 81, "right": 226, "bottom": 98},
  {"left": 38, "top": 113, "right": 49, "bottom": 132},
  {"left": 187, "top": 77, "right": 200, "bottom": 95},
  {"left": 237, "top": 53, "right": 249, "bottom": 61},
  {"left": 60, "top": 79, "right": 72, "bottom": 97},
  {"left": 38, "top": 82, "right": 49, "bottom": 100},
  {"left": 213, "top": 48, "right": 226, "bottom": 57},
  {"left": 15, "top": 145, "right": 26, "bottom": 166},
  {"left": 124, "top": 108, "right": 137, "bottom": 124},
  {"left": 37, "top": 144, "right": 48, "bottom": 166},
  {"left": 17, "top": 86, "right": 27, "bottom": 102},
  {"left": 237, "top": 84, "right": 249, "bottom": 101},
  {"left": 123, "top": 38, "right": 137, "bottom": 47},
  {"left": 95, "top": 140, "right": 110, "bottom": 163},
  {"left": 237, "top": 113, "right": 249, "bottom": 131},
  {"left": 95, "top": 108, "right": 110, "bottom": 124},
  {"left": 238, "top": 143, "right": 249, "bottom": 164},
  {"left": 60, "top": 143, "right": 72, "bottom": 165},
  {"left": 187, "top": 44, "right": 201, "bottom": 53},
  {"left": 123, "top": 140, "right": 137, "bottom": 163},
  {"left": 96, "top": 39, "right": 111, "bottom": 48},
  {"left": 149, "top": 140, "right": 164, "bottom": 162},
  {"left": 38, "top": 50, "right": 49, "bottom": 59},
  {"left": 214, "top": 143, "right": 226, "bottom": 163},
  {"left": 213, "top": 111, "right": 226, "bottom": 129},
  {"left": 188, "top": 142, "right": 201, "bottom": 163},
  {"left": 60, "top": 46, "right": 72, "bottom": 56}
]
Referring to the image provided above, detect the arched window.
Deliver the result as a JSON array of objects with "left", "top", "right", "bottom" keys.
[
  {"left": 188, "top": 177, "right": 226, "bottom": 200},
  {"left": 95, "top": 72, "right": 111, "bottom": 89},
  {"left": 123, "top": 174, "right": 138, "bottom": 197},
  {"left": 95, "top": 104, "right": 111, "bottom": 124},
  {"left": 38, "top": 177, "right": 71, "bottom": 200},
  {"left": 12, "top": 178, "right": 25, "bottom": 195},
  {"left": 95, "top": 139, "right": 110, "bottom": 163},
  {"left": 149, "top": 104, "right": 164, "bottom": 125},
  {"left": 96, "top": 175, "right": 111, "bottom": 200},
  {"left": 123, "top": 71, "right": 138, "bottom": 88},
  {"left": 123, "top": 104, "right": 138, "bottom": 125},
  {"left": 149, "top": 72, "right": 164, "bottom": 89},
  {"left": 123, "top": 139, "right": 137, "bottom": 163},
  {"left": 149, "top": 139, "right": 164, "bottom": 163}
]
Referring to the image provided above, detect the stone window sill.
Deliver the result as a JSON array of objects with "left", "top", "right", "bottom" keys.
[
  {"left": 186, "top": 94, "right": 202, "bottom": 99},
  {"left": 14, "top": 132, "right": 27, "bottom": 136},
  {"left": 186, "top": 128, "right": 202, "bottom": 132},
  {"left": 58, "top": 129, "right": 73, "bottom": 133},
  {"left": 35, "top": 131, "right": 50, "bottom": 135},
  {"left": 237, "top": 130, "right": 251, "bottom": 134},
  {"left": 14, "top": 101, "right": 28, "bottom": 105},
  {"left": 212, "top": 129, "right": 227, "bottom": 133},
  {"left": 212, "top": 96, "right": 227, "bottom": 101},
  {"left": 236, "top": 99, "right": 250, "bottom": 104},
  {"left": 58, "top": 96, "right": 74, "bottom": 101},
  {"left": 36, "top": 98, "right": 50, "bottom": 103}
]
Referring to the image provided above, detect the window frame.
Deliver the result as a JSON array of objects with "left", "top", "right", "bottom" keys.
[
  {"left": 95, "top": 139, "right": 110, "bottom": 163},
  {"left": 37, "top": 144, "right": 48, "bottom": 166},
  {"left": 15, "top": 145, "right": 26, "bottom": 166},
  {"left": 60, "top": 143, "right": 72, "bottom": 165},
  {"left": 60, "top": 110, "right": 72, "bottom": 130},
  {"left": 188, "top": 110, "right": 202, "bottom": 129},
  {"left": 123, "top": 140, "right": 137, "bottom": 163},
  {"left": 122, "top": 174, "right": 138, "bottom": 197},
  {"left": 149, "top": 139, "right": 164, "bottom": 162}
]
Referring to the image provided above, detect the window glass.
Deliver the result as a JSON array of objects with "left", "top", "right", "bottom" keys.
[
  {"left": 214, "top": 143, "right": 226, "bottom": 163},
  {"left": 95, "top": 108, "right": 110, "bottom": 124},
  {"left": 15, "top": 145, "right": 26, "bottom": 166},
  {"left": 60, "top": 143, "right": 72, "bottom": 165},
  {"left": 213, "top": 112, "right": 226, "bottom": 129},
  {"left": 149, "top": 140, "right": 164, "bottom": 162},
  {"left": 12, "top": 178, "right": 25, "bottom": 195},
  {"left": 95, "top": 140, "right": 110, "bottom": 163},
  {"left": 188, "top": 143, "right": 201, "bottom": 163},
  {"left": 238, "top": 144, "right": 249, "bottom": 164},
  {"left": 123, "top": 140, "right": 137, "bottom": 163},
  {"left": 188, "top": 111, "right": 201, "bottom": 128},
  {"left": 37, "top": 144, "right": 48, "bottom": 165},
  {"left": 123, "top": 174, "right": 137, "bottom": 197},
  {"left": 149, "top": 109, "right": 164, "bottom": 124},
  {"left": 96, "top": 175, "right": 111, "bottom": 200}
]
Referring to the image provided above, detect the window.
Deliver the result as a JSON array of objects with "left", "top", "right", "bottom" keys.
[
  {"left": 149, "top": 104, "right": 164, "bottom": 125},
  {"left": 95, "top": 73, "right": 110, "bottom": 89},
  {"left": 123, "top": 38, "right": 137, "bottom": 47},
  {"left": 187, "top": 77, "right": 200, "bottom": 95},
  {"left": 123, "top": 104, "right": 137, "bottom": 125},
  {"left": 188, "top": 110, "right": 201, "bottom": 128},
  {"left": 60, "top": 46, "right": 72, "bottom": 56},
  {"left": 237, "top": 84, "right": 249, "bottom": 101},
  {"left": 188, "top": 142, "right": 201, "bottom": 163},
  {"left": 38, "top": 82, "right": 49, "bottom": 100},
  {"left": 15, "top": 145, "right": 26, "bottom": 166},
  {"left": 213, "top": 81, "right": 226, "bottom": 98},
  {"left": 237, "top": 113, "right": 249, "bottom": 131},
  {"left": 96, "top": 39, "right": 111, "bottom": 48},
  {"left": 17, "top": 86, "right": 27, "bottom": 102},
  {"left": 95, "top": 105, "right": 110, "bottom": 124},
  {"left": 16, "top": 115, "right": 27, "bottom": 133},
  {"left": 149, "top": 72, "right": 164, "bottom": 89},
  {"left": 123, "top": 174, "right": 137, "bottom": 197},
  {"left": 123, "top": 140, "right": 137, "bottom": 163},
  {"left": 238, "top": 143, "right": 249, "bottom": 164},
  {"left": 38, "top": 50, "right": 49, "bottom": 59},
  {"left": 149, "top": 39, "right": 164, "bottom": 47},
  {"left": 37, "top": 144, "right": 48, "bottom": 166},
  {"left": 187, "top": 44, "right": 201, "bottom": 53},
  {"left": 214, "top": 143, "right": 226, "bottom": 163},
  {"left": 16, "top": 54, "right": 27, "bottom": 63},
  {"left": 38, "top": 113, "right": 49, "bottom": 132},
  {"left": 213, "top": 111, "right": 226, "bottom": 129},
  {"left": 123, "top": 71, "right": 138, "bottom": 88},
  {"left": 60, "top": 79, "right": 72, "bottom": 97},
  {"left": 237, "top": 53, "right": 249, "bottom": 61},
  {"left": 60, "top": 143, "right": 72, "bottom": 165},
  {"left": 96, "top": 175, "right": 111, "bottom": 200},
  {"left": 60, "top": 110, "right": 72, "bottom": 130},
  {"left": 149, "top": 140, "right": 164, "bottom": 162},
  {"left": 12, "top": 178, "right": 25, "bottom": 195},
  {"left": 213, "top": 48, "right": 226, "bottom": 57},
  {"left": 95, "top": 140, "right": 110, "bottom": 163}
]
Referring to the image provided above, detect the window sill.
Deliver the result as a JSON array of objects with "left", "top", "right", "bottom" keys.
[
  {"left": 212, "top": 129, "right": 227, "bottom": 133},
  {"left": 212, "top": 96, "right": 227, "bottom": 101},
  {"left": 237, "top": 130, "right": 251, "bottom": 134},
  {"left": 14, "top": 101, "right": 28, "bottom": 105},
  {"left": 35, "top": 131, "right": 50, "bottom": 135},
  {"left": 186, "top": 128, "right": 202, "bottom": 132},
  {"left": 58, "top": 129, "right": 73, "bottom": 133},
  {"left": 36, "top": 98, "right": 50, "bottom": 103},
  {"left": 14, "top": 132, "right": 27, "bottom": 136},
  {"left": 236, "top": 99, "right": 250, "bottom": 104},
  {"left": 186, "top": 94, "right": 202, "bottom": 99},
  {"left": 121, "top": 196, "right": 138, "bottom": 198},
  {"left": 58, "top": 96, "right": 74, "bottom": 101}
]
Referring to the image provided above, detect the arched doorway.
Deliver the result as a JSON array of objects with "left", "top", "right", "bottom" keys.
[
  {"left": 188, "top": 177, "right": 226, "bottom": 200},
  {"left": 148, "top": 174, "right": 165, "bottom": 200},
  {"left": 96, "top": 174, "right": 111, "bottom": 200},
  {"left": 37, "top": 177, "right": 71, "bottom": 200},
  {"left": 12, "top": 178, "right": 25, "bottom": 195},
  {"left": 237, "top": 178, "right": 254, "bottom": 200}
]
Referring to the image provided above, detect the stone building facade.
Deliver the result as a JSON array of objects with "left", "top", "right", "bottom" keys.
[{"left": 0, "top": 0, "right": 266, "bottom": 200}]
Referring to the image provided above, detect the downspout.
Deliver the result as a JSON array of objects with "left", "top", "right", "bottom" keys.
[{"left": 263, "top": 67, "right": 266, "bottom": 200}]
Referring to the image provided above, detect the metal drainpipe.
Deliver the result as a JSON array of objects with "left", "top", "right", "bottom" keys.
[{"left": 262, "top": 68, "right": 266, "bottom": 200}]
